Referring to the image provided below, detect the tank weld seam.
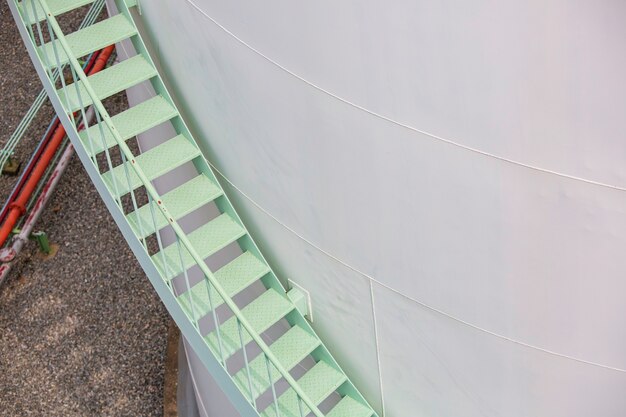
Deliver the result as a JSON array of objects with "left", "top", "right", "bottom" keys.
[
  {"left": 184, "top": 0, "right": 626, "bottom": 192},
  {"left": 207, "top": 163, "right": 626, "bottom": 374},
  {"left": 369, "top": 281, "right": 387, "bottom": 416}
]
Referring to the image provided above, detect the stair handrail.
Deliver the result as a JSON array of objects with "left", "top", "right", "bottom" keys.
[{"left": 20, "top": 1, "right": 326, "bottom": 415}]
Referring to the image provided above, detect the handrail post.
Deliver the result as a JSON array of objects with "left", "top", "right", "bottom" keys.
[
  {"left": 265, "top": 353, "right": 281, "bottom": 417},
  {"left": 237, "top": 317, "right": 256, "bottom": 407}
]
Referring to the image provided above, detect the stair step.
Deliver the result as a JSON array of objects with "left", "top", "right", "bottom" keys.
[
  {"left": 234, "top": 325, "right": 320, "bottom": 400},
  {"left": 79, "top": 95, "right": 178, "bottom": 156},
  {"left": 102, "top": 134, "right": 199, "bottom": 198},
  {"left": 38, "top": 14, "right": 136, "bottom": 69},
  {"left": 327, "top": 396, "right": 373, "bottom": 417},
  {"left": 58, "top": 55, "right": 157, "bottom": 112},
  {"left": 127, "top": 175, "right": 222, "bottom": 239},
  {"left": 152, "top": 213, "right": 246, "bottom": 281},
  {"left": 261, "top": 361, "right": 347, "bottom": 417},
  {"left": 205, "top": 288, "right": 294, "bottom": 360},
  {"left": 19, "top": 0, "right": 94, "bottom": 24},
  {"left": 177, "top": 252, "right": 270, "bottom": 319}
]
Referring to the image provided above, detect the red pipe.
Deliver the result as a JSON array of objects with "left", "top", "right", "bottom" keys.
[
  {"left": 0, "top": 50, "right": 102, "bottom": 225},
  {"left": 0, "top": 45, "right": 115, "bottom": 247}
]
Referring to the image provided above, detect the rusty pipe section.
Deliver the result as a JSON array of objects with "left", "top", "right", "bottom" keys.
[
  {"left": 0, "top": 46, "right": 115, "bottom": 285},
  {"left": 0, "top": 104, "right": 94, "bottom": 284},
  {"left": 0, "top": 45, "right": 115, "bottom": 248}
]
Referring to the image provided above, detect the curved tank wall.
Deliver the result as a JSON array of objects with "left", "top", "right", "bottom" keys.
[{"left": 134, "top": 1, "right": 626, "bottom": 416}]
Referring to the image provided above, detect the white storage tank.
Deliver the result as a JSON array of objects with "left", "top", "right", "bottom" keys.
[{"left": 127, "top": 1, "right": 626, "bottom": 416}]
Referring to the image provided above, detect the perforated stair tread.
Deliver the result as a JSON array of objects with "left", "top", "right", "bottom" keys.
[
  {"left": 102, "top": 134, "right": 199, "bottom": 197},
  {"left": 234, "top": 325, "right": 320, "bottom": 400},
  {"left": 205, "top": 288, "right": 294, "bottom": 360},
  {"left": 152, "top": 213, "right": 245, "bottom": 280},
  {"left": 38, "top": 14, "right": 136, "bottom": 69},
  {"left": 58, "top": 55, "right": 157, "bottom": 112},
  {"left": 79, "top": 95, "right": 177, "bottom": 156},
  {"left": 177, "top": 251, "right": 270, "bottom": 319},
  {"left": 127, "top": 175, "right": 222, "bottom": 239},
  {"left": 327, "top": 396, "right": 373, "bottom": 417},
  {"left": 19, "top": 0, "right": 94, "bottom": 24},
  {"left": 261, "top": 361, "right": 347, "bottom": 417}
]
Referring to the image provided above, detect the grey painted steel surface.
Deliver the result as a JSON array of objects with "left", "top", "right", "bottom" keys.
[{"left": 129, "top": 1, "right": 626, "bottom": 416}]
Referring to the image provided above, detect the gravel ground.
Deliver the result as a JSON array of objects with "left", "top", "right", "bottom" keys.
[{"left": 0, "top": 3, "right": 170, "bottom": 416}]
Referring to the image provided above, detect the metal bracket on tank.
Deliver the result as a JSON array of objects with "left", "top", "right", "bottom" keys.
[{"left": 287, "top": 279, "right": 313, "bottom": 322}]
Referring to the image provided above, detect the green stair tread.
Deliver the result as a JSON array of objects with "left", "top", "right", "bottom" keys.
[
  {"left": 152, "top": 213, "right": 245, "bottom": 280},
  {"left": 127, "top": 175, "right": 222, "bottom": 239},
  {"left": 327, "top": 396, "right": 373, "bottom": 417},
  {"left": 261, "top": 361, "right": 347, "bottom": 417},
  {"left": 58, "top": 55, "right": 157, "bottom": 112},
  {"left": 38, "top": 14, "right": 136, "bottom": 69},
  {"left": 177, "top": 251, "right": 270, "bottom": 319},
  {"left": 211, "top": 251, "right": 270, "bottom": 289},
  {"left": 102, "top": 134, "right": 199, "bottom": 197},
  {"left": 234, "top": 325, "right": 320, "bottom": 400},
  {"left": 79, "top": 94, "right": 178, "bottom": 156},
  {"left": 205, "top": 288, "right": 294, "bottom": 360},
  {"left": 19, "top": 0, "right": 94, "bottom": 23}
]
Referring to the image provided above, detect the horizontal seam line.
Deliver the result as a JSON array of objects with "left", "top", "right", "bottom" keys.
[
  {"left": 183, "top": 0, "right": 626, "bottom": 192},
  {"left": 207, "top": 162, "right": 626, "bottom": 374}
]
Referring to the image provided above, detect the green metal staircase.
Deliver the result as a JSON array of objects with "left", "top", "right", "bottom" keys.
[{"left": 8, "top": 1, "right": 379, "bottom": 416}]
